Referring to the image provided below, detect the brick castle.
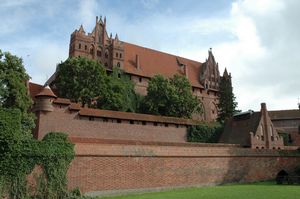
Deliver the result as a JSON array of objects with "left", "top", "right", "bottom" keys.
[
  {"left": 48, "top": 16, "right": 223, "bottom": 122},
  {"left": 28, "top": 16, "right": 300, "bottom": 196}
]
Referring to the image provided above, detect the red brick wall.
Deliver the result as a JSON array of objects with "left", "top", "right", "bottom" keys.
[
  {"left": 67, "top": 142, "right": 300, "bottom": 194},
  {"left": 36, "top": 108, "right": 187, "bottom": 143}
]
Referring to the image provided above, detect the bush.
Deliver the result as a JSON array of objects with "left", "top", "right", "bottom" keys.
[
  {"left": 187, "top": 123, "right": 223, "bottom": 143},
  {"left": 0, "top": 109, "right": 75, "bottom": 198}
]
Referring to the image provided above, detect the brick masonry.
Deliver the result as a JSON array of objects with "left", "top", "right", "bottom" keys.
[{"left": 67, "top": 141, "right": 300, "bottom": 194}]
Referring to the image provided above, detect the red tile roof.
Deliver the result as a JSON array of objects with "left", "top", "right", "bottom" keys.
[
  {"left": 35, "top": 86, "right": 57, "bottom": 98},
  {"left": 269, "top": 110, "right": 300, "bottom": 120},
  {"left": 78, "top": 107, "right": 200, "bottom": 125},
  {"left": 28, "top": 82, "right": 43, "bottom": 99},
  {"left": 123, "top": 42, "right": 204, "bottom": 88},
  {"left": 53, "top": 98, "right": 71, "bottom": 105}
]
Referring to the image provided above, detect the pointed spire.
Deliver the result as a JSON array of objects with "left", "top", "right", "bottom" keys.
[
  {"left": 110, "top": 33, "right": 112, "bottom": 39},
  {"left": 115, "top": 33, "right": 119, "bottom": 41},
  {"left": 104, "top": 16, "right": 106, "bottom": 25},
  {"left": 223, "top": 67, "right": 229, "bottom": 77},
  {"left": 78, "top": 24, "right": 85, "bottom": 34}
]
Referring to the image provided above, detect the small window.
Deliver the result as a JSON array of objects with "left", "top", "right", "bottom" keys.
[
  {"left": 89, "top": 116, "right": 94, "bottom": 121},
  {"left": 129, "top": 75, "right": 132, "bottom": 80},
  {"left": 205, "top": 84, "right": 208, "bottom": 89},
  {"left": 165, "top": 123, "right": 168, "bottom": 127},
  {"left": 118, "top": 73, "right": 121, "bottom": 78},
  {"left": 192, "top": 87, "right": 195, "bottom": 92},
  {"left": 90, "top": 48, "right": 93, "bottom": 55},
  {"left": 117, "top": 62, "right": 120, "bottom": 67},
  {"left": 176, "top": 124, "right": 179, "bottom": 128},
  {"left": 85, "top": 45, "right": 87, "bottom": 50},
  {"left": 117, "top": 119, "right": 121, "bottom": 123},
  {"left": 120, "top": 53, "right": 122, "bottom": 58},
  {"left": 142, "top": 121, "right": 146, "bottom": 125},
  {"left": 79, "top": 43, "right": 81, "bottom": 49},
  {"left": 139, "top": 77, "right": 142, "bottom": 82},
  {"left": 130, "top": 120, "right": 134, "bottom": 124},
  {"left": 116, "top": 52, "right": 119, "bottom": 57},
  {"left": 154, "top": 122, "right": 158, "bottom": 126},
  {"left": 103, "top": 118, "right": 108, "bottom": 122}
]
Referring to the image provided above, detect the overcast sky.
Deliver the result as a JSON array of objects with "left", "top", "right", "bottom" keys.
[{"left": 1, "top": 0, "right": 299, "bottom": 111}]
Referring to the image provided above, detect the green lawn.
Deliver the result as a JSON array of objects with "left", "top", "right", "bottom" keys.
[{"left": 99, "top": 182, "right": 300, "bottom": 199}]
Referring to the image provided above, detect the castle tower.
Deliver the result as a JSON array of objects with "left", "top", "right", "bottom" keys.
[
  {"left": 69, "top": 16, "right": 124, "bottom": 69},
  {"left": 33, "top": 86, "right": 57, "bottom": 112}
]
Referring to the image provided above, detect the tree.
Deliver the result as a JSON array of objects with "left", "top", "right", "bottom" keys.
[
  {"left": 55, "top": 57, "right": 107, "bottom": 107},
  {"left": 0, "top": 50, "right": 35, "bottom": 136},
  {"left": 96, "top": 67, "right": 138, "bottom": 112},
  {"left": 217, "top": 69, "right": 238, "bottom": 124},
  {"left": 142, "top": 74, "right": 201, "bottom": 118}
]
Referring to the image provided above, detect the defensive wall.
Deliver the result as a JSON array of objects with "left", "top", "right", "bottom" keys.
[{"left": 33, "top": 96, "right": 300, "bottom": 195}]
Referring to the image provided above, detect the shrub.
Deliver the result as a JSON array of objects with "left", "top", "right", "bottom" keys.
[{"left": 187, "top": 123, "right": 223, "bottom": 143}]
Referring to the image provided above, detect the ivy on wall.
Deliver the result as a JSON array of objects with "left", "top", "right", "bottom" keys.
[
  {"left": 187, "top": 123, "right": 223, "bottom": 143},
  {"left": 0, "top": 108, "right": 75, "bottom": 199}
]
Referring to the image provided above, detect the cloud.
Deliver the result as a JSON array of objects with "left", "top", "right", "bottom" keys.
[{"left": 1, "top": 0, "right": 298, "bottom": 111}]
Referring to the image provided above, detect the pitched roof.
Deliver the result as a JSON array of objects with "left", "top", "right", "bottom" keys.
[
  {"left": 35, "top": 86, "right": 57, "bottom": 98},
  {"left": 269, "top": 109, "right": 300, "bottom": 120},
  {"left": 28, "top": 82, "right": 43, "bottom": 99},
  {"left": 219, "top": 112, "right": 261, "bottom": 146},
  {"left": 123, "top": 42, "right": 204, "bottom": 88}
]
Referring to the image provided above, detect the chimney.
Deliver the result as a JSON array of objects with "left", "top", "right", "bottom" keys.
[{"left": 136, "top": 54, "right": 140, "bottom": 69}]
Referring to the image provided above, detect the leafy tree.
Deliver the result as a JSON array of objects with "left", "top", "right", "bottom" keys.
[
  {"left": 143, "top": 74, "right": 201, "bottom": 118},
  {"left": 96, "top": 67, "right": 138, "bottom": 112},
  {"left": 55, "top": 56, "right": 107, "bottom": 107},
  {"left": 217, "top": 72, "right": 238, "bottom": 124},
  {"left": 0, "top": 50, "right": 35, "bottom": 136}
]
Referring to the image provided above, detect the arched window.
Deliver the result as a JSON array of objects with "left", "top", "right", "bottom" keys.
[
  {"left": 78, "top": 43, "right": 81, "bottom": 49},
  {"left": 97, "top": 50, "right": 101, "bottom": 57},
  {"left": 90, "top": 48, "right": 94, "bottom": 55}
]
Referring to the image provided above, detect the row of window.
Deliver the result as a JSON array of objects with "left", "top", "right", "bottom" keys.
[
  {"left": 86, "top": 116, "right": 184, "bottom": 128},
  {"left": 77, "top": 43, "right": 122, "bottom": 59}
]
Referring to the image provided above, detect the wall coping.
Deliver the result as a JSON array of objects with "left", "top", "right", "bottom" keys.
[{"left": 54, "top": 98, "right": 202, "bottom": 125}]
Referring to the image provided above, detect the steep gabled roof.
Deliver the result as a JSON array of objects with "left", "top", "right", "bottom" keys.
[
  {"left": 219, "top": 112, "right": 261, "bottom": 146},
  {"left": 123, "top": 42, "right": 204, "bottom": 88}
]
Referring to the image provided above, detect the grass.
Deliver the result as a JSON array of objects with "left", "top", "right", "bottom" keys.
[{"left": 99, "top": 181, "right": 300, "bottom": 199}]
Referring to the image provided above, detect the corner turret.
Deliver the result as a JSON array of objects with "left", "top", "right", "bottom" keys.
[{"left": 33, "top": 86, "right": 57, "bottom": 112}]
